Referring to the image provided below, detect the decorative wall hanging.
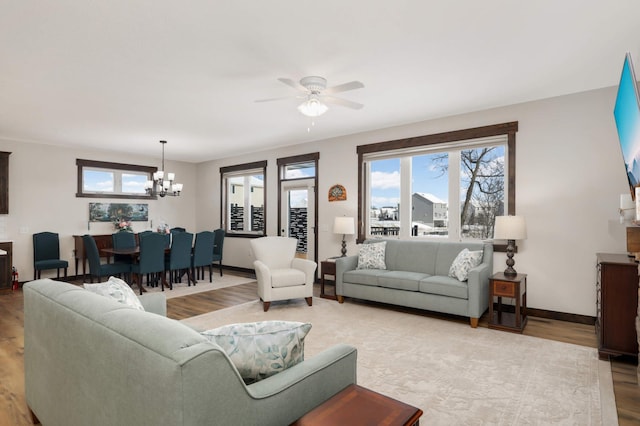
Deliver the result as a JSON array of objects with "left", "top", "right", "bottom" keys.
[
  {"left": 89, "top": 203, "right": 149, "bottom": 222},
  {"left": 328, "top": 184, "right": 347, "bottom": 202}
]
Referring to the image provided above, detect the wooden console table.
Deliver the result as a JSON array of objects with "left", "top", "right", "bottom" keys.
[{"left": 291, "top": 384, "right": 422, "bottom": 426}]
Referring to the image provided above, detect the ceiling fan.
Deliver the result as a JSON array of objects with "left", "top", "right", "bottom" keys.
[{"left": 255, "top": 76, "right": 364, "bottom": 117}]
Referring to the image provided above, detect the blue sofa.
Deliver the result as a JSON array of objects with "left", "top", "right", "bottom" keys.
[{"left": 335, "top": 239, "right": 493, "bottom": 327}]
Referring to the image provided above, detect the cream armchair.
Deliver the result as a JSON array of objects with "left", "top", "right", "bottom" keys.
[{"left": 250, "top": 236, "right": 317, "bottom": 312}]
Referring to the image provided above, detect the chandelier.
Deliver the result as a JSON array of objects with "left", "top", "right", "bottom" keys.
[{"left": 144, "top": 140, "right": 183, "bottom": 197}]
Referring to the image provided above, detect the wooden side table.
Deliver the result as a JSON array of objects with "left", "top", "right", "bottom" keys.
[
  {"left": 488, "top": 272, "right": 527, "bottom": 333},
  {"left": 320, "top": 260, "right": 337, "bottom": 300}
]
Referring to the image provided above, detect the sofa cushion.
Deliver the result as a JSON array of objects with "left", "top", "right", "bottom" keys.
[
  {"left": 356, "top": 241, "right": 387, "bottom": 270},
  {"left": 83, "top": 276, "right": 145, "bottom": 311},
  {"left": 420, "top": 275, "right": 469, "bottom": 299},
  {"left": 448, "top": 248, "right": 483, "bottom": 281},
  {"left": 200, "top": 321, "right": 312, "bottom": 384},
  {"left": 343, "top": 269, "right": 387, "bottom": 286},
  {"left": 376, "top": 271, "right": 428, "bottom": 291},
  {"left": 270, "top": 268, "right": 306, "bottom": 288}
]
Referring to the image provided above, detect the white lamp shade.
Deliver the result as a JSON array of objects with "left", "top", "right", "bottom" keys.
[
  {"left": 493, "top": 215, "right": 527, "bottom": 240},
  {"left": 333, "top": 217, "right": 355, "bottom": 235},
  {"left": 298, "top": 98, "right": 328, "bottom": 117}
]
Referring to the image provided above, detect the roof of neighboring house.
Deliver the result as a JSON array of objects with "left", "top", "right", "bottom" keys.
[{"left": 413, "top": 192, "right": 447, "bottom": 204}]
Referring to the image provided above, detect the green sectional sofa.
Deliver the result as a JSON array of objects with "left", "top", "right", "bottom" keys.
[
  {"left": 23, "top": 279, "right": 357, "bottom": 426},
  {"left": 335, "top": 239, "right": 493, "bottom": 327}
]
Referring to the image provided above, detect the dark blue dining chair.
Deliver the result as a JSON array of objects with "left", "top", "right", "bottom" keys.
[
  {"left": 191, "top": 231, "right": 214, "bottom": 283},
  {"left": 112, "top": 232, "right": 136, "bottom": 265},
  {"left": 83, "top": 235, "right": 131, "bottom": 283},
  {"left": 212, "top": 228, "right": 225, "bottom": 276},
  {"left": 131, "top": 233, "right": 167, "bottom": 293},
  {"left": 166, "top": 231, "right": 194, "bottom": 287},
  {"left": 33, "top": 232, "right": 68, "bottom": 280}
]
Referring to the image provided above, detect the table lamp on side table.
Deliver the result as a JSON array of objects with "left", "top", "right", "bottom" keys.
[
  {"left": 493, "top": 215, "right": 527, "bottom": 277},
  {"left": 333, "top": 217, "right": 355, "bottom": 257}
]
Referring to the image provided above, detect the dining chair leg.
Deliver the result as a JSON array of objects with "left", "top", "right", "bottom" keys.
[
  {"left": 219, "top": 260, "right": 223, "bottom": 276},
  {"left": 209, "top": 265, "right": 212, "bottom": 282}
]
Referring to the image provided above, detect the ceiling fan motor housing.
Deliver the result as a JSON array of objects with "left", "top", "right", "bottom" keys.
[{"left": 300, "top": 76, "right": 327, "bottom": 93}]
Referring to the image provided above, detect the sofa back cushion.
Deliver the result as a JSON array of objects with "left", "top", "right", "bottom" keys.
[{"left": 365, "top": 239, "right": 488, "bottom": 276}]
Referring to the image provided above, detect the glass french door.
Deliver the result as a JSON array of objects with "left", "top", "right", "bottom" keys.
[{"left": 280, "top": 179, "right": 315, "bottom": 261}]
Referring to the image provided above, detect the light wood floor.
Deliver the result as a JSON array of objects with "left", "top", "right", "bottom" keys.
[{"left": 1, "top": 276, "right": 639, "bottom": 425}]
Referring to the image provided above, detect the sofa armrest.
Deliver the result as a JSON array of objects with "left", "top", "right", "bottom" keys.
[
  {"left": 467, "top": 262, "right": 491, "bottom": 318},
  {"left": 137, "top": 292, "right": 167, "bottom": 316},
  {"left": 335, "top": 255, "right": 358, "bottom": 295},
  {"left": 248, "top": 343, "right": 357, "bottom": 399}
]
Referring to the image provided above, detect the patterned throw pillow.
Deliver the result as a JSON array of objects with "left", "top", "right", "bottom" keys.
[
  {"left": 201, "top": 321, "right": 312, "bottom": 384},
  {"left": 448, "top": 249, "right": 484, "bottom": 282},
  {"left": 356, "top": 241, "right": 387, "bottom": 270},
  {"left": 83, "top": 276, "right": 145, "bottom": 311}
]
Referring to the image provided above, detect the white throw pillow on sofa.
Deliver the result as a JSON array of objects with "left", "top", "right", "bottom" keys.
[
  {"left": 356, "top": 241, "right": 387, "bottom": 270},
  {"left": 84, "top": 276, "right": 145, "bottom": 311},
  {"left": 448, "top": 249, "right": 483, "bottom": 282},
  {"left": 201, "top": 320, "right": 312, "bottom": 384}
]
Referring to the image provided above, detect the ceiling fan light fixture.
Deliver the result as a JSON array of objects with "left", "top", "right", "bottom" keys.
[{"left": 297, "top": 97, "right": 328, "bottom": 117}]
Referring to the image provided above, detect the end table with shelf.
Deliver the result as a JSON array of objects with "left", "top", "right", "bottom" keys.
[
  {"left": 488, "top": 272, "right": 527, "bottom": 333},
  {"left": 320, "top": 259, "right": 338, "bottom": 300}
]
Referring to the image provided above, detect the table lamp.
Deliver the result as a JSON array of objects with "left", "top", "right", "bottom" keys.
[
  {"left": 333, "top": 217, "right": 355, "bottom": 257},
  {"left": 493, "top": 215, "right": 527, "bottom": 276}
]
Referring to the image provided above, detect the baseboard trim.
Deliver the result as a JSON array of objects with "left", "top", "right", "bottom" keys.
[{"left": 526, "top": 307, "right": 595, "bottom": 325}]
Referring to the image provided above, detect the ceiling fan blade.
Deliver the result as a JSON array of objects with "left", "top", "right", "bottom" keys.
[
  {"left": 324, "top": 81, "right": 364, "bottom": 95},
  {"left": 255, "top": 95, "right": 303, "bottom": 103},
  {"left": 323, "top": 96, "right": 364, "bottom": 110},
  {"left": 278, "top": 78, "right": 306, "bottom": 91}
]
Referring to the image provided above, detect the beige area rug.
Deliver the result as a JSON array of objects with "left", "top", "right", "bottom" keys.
[
  {"left": 144, "top": 274, "right": 255, "bottom": 299},
  {"left": 183, "top": 298, "right": 618, "bottom": 426}
]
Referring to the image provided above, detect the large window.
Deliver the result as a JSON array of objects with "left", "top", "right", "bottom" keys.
[
  {"left": 221, "top": 160, "right": 267, "bottom": 236},
  {"left": 358, "top": 122, "right": 517, "bottom": 242},
  {"left": 76, "top": 159, "right": 155, "bottom": 199}
]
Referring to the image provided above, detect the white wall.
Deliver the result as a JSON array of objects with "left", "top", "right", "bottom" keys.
[
  {"left": 197, "top": 86, "right": 628, "bottom": 317},
  {"left": 0, "top": 139, "right": 197, "bottom": 280},
  {"left": 2, "top": 85, "right": 627, "bottom": 316}
]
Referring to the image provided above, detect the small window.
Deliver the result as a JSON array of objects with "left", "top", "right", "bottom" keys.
[
  {"left": 221, "top": 161, "right": 267, "bottom": 236},
  {"left": 77, "top": 159, "right": 156, "bottom": 199}
]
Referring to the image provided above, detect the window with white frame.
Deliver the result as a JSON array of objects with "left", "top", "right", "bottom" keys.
[
  {"left": 76, "top": 159, "right": 155, "bottom": 199},
  {"left": 221, "top": 161, "right": 267, "bottom": 236},
  {"left": 358, "top": 122, "right": 517, "bottom": 242}
]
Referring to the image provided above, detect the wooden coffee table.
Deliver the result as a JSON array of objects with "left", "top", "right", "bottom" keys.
[{"left": 291, "top": 384, "right": 422, "bottom": 425}]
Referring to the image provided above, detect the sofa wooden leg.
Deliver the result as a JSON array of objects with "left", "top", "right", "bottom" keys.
[
  {"left": 263, "top": 301, "right": 270, "bottom": 312},
  {"left": 470, "top": 317, "right": 479, "bottom": 328},
  {"left": 28, "top": 405, "right": 41, "bottom": 424},
  {"left": 305, "top": 297, "right": 312, "bottom": 307},
  {"left": 337, "top": 295, "right": 344, "bottom": 303}
]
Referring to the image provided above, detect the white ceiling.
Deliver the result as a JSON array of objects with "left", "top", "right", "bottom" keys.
[{"left": 1, "top": 1, "right": 639, "bottom": 163}]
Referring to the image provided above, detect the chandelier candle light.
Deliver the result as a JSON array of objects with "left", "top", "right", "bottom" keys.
[
  {"left": 493, "top": 215, "right": 527, "bottom": 276},
  {"left": 145, "top": 140, "right": 183, "bottom": 197},
  {"left": 333, "top": 216, "right": 355, "bottom": 257}
]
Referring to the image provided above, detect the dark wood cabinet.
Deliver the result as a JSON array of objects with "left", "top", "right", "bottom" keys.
[
  {"left": 0, "top": 241, "right": 13, "bottom": 290},
  {"left": 0, "top": 152, "right": 10, "bottom": 214},
  {"left": 596, "top": 253, "right": 639, "bottom": 358}
]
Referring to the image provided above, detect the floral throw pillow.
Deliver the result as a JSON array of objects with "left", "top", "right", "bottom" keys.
[
  {"left": 356, "top": 241, "right": 387, "bottom": 270},
  {"left": 83, "top": 276, "right": 145, "bottom": 311},
  {"left": 448, "top": 249, "right": 484, "bottom": 282},
  {"left": 201, "top": 321, "right": 312, "bottom": 384}
]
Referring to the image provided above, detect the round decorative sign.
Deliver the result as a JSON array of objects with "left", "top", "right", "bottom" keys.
[{"left": 328, "top": 184, "right": 347, "bottom": 202}]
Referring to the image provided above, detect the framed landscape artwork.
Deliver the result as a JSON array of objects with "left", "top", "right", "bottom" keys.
[{"left": 89, "top": 203, "right": 149, "bottom": 222}]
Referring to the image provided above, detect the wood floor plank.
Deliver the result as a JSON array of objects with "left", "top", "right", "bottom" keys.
[{"left": 0, "top": 277, "right": 638, "bottom": 425}]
